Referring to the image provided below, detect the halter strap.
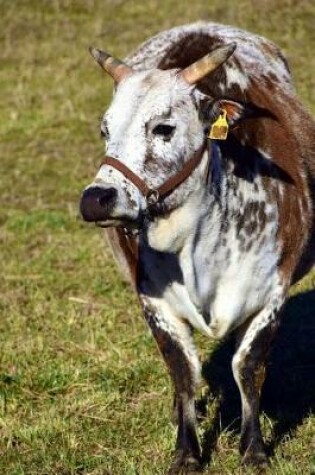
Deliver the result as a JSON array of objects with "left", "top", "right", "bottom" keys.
[{"left": 100, "top": 141, "right": 207, "bottom": 205}]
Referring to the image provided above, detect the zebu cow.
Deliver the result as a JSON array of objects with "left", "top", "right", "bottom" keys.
[{"left": 80, "top": 22, "right": 315, "bottom": 473}]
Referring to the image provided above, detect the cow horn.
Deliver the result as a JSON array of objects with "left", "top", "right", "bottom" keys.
[
  {"left": 89, "top": 47, "right": 133, "bottom": 83},
  {"left": 180, "top": 42, "right": 237, "bottom": 85}
]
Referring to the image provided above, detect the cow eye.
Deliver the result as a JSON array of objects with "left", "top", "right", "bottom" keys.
[{"left": 152, "top": 124, "right": 175, "bottom": 139}]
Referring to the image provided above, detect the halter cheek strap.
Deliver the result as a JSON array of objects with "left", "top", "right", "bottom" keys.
[{"left": 100, "top": 141, "right": 207, "bottom": 206}]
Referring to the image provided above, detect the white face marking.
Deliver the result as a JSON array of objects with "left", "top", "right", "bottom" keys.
[{"left": 92, "top": 70, "right": 204, "bottom": 223}]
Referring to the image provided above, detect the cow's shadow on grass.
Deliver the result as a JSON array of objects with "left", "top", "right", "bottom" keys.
[{"left": 198, "top": 289, "right": 315, "bottom": 465}]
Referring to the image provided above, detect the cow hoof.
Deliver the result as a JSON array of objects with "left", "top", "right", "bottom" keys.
[{"left": 167, "top": 450, "right": 202, "bottom": 474}]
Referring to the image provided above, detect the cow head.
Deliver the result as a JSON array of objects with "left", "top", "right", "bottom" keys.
[{"left": 80, "top": 43, "right": 243, "bottom": 229}]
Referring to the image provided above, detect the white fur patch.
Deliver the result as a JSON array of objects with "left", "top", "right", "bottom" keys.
[{"left": 225, "top": 65, "right": 249, "bottom": 91}]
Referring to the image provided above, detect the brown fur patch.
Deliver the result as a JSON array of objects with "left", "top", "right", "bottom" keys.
[
  {"left": 105, "top": 228, "right": 138, "bottom": 285},
  {"left": 239, "top": 80, "right": 314, "bottom": 283}
]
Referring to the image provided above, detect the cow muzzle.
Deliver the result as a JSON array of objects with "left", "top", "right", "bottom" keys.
[
  {"left": 80, "top": 185, "right": 118, "bottom": 223},
  {"left": 80, "top": 140, "right": 207, "bottom": 231}
]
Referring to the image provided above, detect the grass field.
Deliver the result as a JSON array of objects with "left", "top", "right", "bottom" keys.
[{"left": 0, "top": 1, "right": 314, "bottom": 474}]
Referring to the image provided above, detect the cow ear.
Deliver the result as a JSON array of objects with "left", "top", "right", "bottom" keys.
[
  {"left": 198, "top": 93, "right": 274, "bottom": 128},
  {"left": 198, "top": 96, "right": 246, "bottom": 126},
  {"left": 218, "top": 100, "right": 246, "bottom": 125},
  {"left": 217, "top": 99, "right": 276, "bottom": 125}
]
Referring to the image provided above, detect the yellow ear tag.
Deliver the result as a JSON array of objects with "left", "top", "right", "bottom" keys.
[{"left": 208, "top": 109, "right": 229, "bottom": 140}]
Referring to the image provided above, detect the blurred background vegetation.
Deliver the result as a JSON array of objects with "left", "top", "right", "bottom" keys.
[{"left": 0, "top": 1, "right": 314, "bottom": 474}]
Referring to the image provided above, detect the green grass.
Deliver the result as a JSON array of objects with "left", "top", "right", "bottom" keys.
[{"left": 0, "top": 0, "right": 314, "bottom": 473}]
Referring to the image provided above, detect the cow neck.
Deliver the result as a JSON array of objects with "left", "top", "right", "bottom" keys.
[{"left": 100, "top": 141, "right": 207, "bottom": 207}]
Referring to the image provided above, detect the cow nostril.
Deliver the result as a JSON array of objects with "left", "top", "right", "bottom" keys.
[
  {"left": 98, "top": 187, "right": 117, "bottom": 207},
  {"left": 80, "top": 186, "right": 118, "bottom": 222}
]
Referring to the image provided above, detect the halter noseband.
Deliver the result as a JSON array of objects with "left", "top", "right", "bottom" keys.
[{"left": 100, "top": 141, "right": 207, "bottom": 208}]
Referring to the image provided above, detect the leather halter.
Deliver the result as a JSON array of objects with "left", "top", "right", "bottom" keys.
[{"left": 100, "top": 141, "right": 207, "bottom": 207}]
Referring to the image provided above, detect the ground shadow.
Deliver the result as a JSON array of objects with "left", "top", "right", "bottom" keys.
[{"left": 199, "top": 289, "right": 315, "bottom": 465}]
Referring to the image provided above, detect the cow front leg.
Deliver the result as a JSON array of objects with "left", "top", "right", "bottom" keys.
[
  {"left": 232, "top": 300, "right": 283, "bottom": 466},
  {"left": 142, "top": 301, "right": 202, "bottom": 474}
]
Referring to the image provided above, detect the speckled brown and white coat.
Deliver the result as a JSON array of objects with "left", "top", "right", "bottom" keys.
[{"left": 80, "top": 22, "right": 315, "bottom": 473}]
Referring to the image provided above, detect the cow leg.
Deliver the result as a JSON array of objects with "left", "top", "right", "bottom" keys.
[
  {"left": 142, "top": 300, "right": 202, "bottom": 474},
  {"left": 232, "top": 301, "right": 282, "bottom": 466}
]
